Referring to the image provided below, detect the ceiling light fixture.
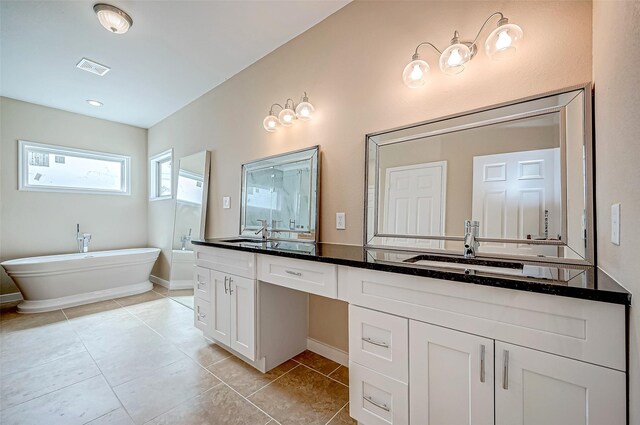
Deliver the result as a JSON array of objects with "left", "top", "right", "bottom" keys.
[
  {"left": 93, "top": 3, "right": 133, "bottom": 34},
  {"left": 402, "top": 12, "right": 523, "bottom": 87},
  {"left": 263, "top": 92, "right": 315, "bottom": 132},
  {"left": 86, "top": 99, "right": 103, "bottom": 107}
]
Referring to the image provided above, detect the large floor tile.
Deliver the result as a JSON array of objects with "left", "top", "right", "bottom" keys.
[
  {"left": 0, "top": 309, "right": 67, "bottom": 333},
  {"left": 0, "top": 375, "right": 121, "bottom": 425},
  {"left": 85, "top": 408, "right": 134, "bottom": 425},
  {"left": 293, "top": 350, "right": 341, "bottom": 375},
  {"left": 249, "top": 365, "right": 349, "bottom": 425},
  {"left": 81, "top": 323, "right": 167, "bottom": 361},
  {"left": 175, "top": 335, "right": 232, "bottom": 367},
  {"left": 0, "top": 351, "right": 100, "bottom": 410},
  {"left": 208, "top": 356, "right": 298, "bottom": 397},
  {"left": 113, "top": 358, "right": 220, "bottom": 424},
  {"left": 115, "top": 291, "right": 164, "bottom": 307},
  {"left": 95, "top": 342, "right": 187, "bottom": 387},
  {"left": 0, "top": 326, "right": 87, "bottom": 377},
  {"left": 328, "top": 404, "right": 357, "bottom": 425},
  {"left": 329, "top": 365, "right": 349, "bottom": 386},
  {"left": 148, "top": 385, "right": 271, "bottom": 425}
]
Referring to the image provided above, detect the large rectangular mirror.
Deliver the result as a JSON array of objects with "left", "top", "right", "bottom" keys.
[
  {"left": 169, "top": 150, "right": 210, "bottom": 308},
  {"left": 240, "top": 146, "right": 319, "bottom": 242},
  {"left": 366, "top": 85, "right": 593, "bottom": 263}
]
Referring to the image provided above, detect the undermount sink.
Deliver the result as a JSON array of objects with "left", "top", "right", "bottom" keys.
[{"left": 403, "top": 255, "right": 553, "bottom": 279}]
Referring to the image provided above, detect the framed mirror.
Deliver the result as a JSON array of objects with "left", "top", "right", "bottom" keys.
[
  {"left": 365, "top": 84, "right": 593, "bottom": 264},
  {"left": 240, "top": 146, "right": 319, "bottom": 242},
  {"left": 169, "top": 150, "right": 211, "bottom": 308}
]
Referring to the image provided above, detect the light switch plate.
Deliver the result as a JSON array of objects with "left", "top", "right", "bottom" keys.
[
  {"left": 223, "top": 196, "right": 231, "bottom": 209},
  {"left": 611, "top": 203, "right": 620, "bottom": 245},
  {"left": 336, "top": 212, "right": 346, "bottom": 230}
]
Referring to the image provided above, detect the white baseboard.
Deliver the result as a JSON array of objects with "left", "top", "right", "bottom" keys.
[
  {"left": 307, "top": 337, "right": 348, "bottom": 367},
  {"left": 150, "top": 275, "right": 170, "bottom": 289},
  {"left": 0, "top": 292, "right": 23, "bottom": 304}
]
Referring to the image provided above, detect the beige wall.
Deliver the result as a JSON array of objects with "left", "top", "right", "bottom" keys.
[
  {"left": 592, "top": 1, "right": 640, "bottom": 422},
  {"left": 0, "top": 97, "right": 148, "bottom": 295},
  {"left": 148, "top": 1, "right": 593, "bottom": 351}
]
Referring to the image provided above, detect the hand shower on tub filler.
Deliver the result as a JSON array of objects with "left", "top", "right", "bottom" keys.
[{"left": 76, "top": 224, "right": 92, "bottom": 253}]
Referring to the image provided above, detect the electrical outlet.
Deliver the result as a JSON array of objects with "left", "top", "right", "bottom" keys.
[
  {"left": 336, "top": 212, "right": 346, "bottom": 230},
  {"left": 611, "top": 203, "right": 620, "bottom": 245},
  {"left": 223, "top": 196, "right": 231, "bottom": 209}
]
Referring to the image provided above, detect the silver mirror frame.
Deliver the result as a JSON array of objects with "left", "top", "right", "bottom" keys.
[
  {"left": 364, "top": 83, "right": 594, "bottom": 265},
  {"left": 239, "top": 145, "right": 320, "bottom": 243}
]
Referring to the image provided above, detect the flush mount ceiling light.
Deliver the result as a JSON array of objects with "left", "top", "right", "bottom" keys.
[
  {"left": 93, "top": 3, "right": 133, "bottom": 34},
  {"left": 263, "top": 92, "right": 315, "bottom": 132},
  {"left": 402, "top": 12, "right": 523, "bottom": 88},
  {"left": 86, "top": 99, "right": 103, "bottom": 107}
]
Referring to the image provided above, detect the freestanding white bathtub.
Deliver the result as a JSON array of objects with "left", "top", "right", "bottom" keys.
[{"left": 1, "top": 248, "right": 160, "bottom": 313}]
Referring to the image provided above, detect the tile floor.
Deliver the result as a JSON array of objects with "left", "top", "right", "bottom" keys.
[{"left": 0, "top": 285, "right": 355, "bottom": 425}]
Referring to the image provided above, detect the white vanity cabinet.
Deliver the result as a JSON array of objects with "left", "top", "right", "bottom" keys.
[{"left": 343, "top": 266, "right": 628, "bottom": 425}]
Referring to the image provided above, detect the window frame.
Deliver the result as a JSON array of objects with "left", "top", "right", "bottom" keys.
[
  {"left": 18, "top": 140, "right": 131, "bottom": 196},
  {"left": 149, "top": 148, "right": 173, "bottom": 201}
]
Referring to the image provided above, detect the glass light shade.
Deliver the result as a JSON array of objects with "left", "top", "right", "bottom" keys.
[
  {"left": 94, "top": 4, "right": 133, "bottom": 34},
  {"left": 485, "top": 23, "right": 523, "bottom": 60},
  {"left": 439, "top": 43, "right": 471, "bottom": 75},
  {"left": 263, "top": 115, "right": 279, "bottom": 132},
  {"left": 295, "top": 101, "right": 315, "bottom": 121},
  {"left": 402, "top": 59, "right": 430, "bottom": 88},
  {"left": 278, "top": 108, "right": 296, "bottom": 127}
]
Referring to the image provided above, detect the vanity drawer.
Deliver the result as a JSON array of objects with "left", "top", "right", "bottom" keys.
[
  {"left": 349, "top": 361, "right": 408, "bottom": 425},
  {"left": 194, "top": 297, "right": 211, "bottom": 335},
  {"left": 349, "top": 305, "right": 408, "bottom": 383},
  {"left": 194, "top": 246, "right": 256, "bottom": 279},
  {"left": 257, "top": 255, "right": 337, "bottom": 298},
  {"left": 194, "top": 266, "right": 211, "bottom": 301}
]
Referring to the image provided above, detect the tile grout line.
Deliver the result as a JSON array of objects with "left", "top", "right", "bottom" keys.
[
  {"left": 327, "top": 363, "right": 343, "bottom": 377},
  {"left": 61, "top": 308, "right": 137, "bottom": 425},
  {"left": 292, "top": 361, "right": 350, "bottom": 389},
  {"left": 246, "top": 363, "right": 302, "bottom": 398},
  {"left": 324, "top": 400, "right": 350, "bottom": 425},
  {"left": 199, "top": 363, "right": 282, "bottom": 425}
]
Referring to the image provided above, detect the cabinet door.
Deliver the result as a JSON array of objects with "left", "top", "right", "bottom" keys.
[
  {"left": 496, "top": 342, "right": 626, "bottom": 425},
  {"left": 210, "top": 270, "right": 231, "bottom": 346},
  {"left": 410, "top": 321, "right": 494, "bottom": 425},
  {"left": 229, "top": 275, "right": 256, "bottom": 361}
]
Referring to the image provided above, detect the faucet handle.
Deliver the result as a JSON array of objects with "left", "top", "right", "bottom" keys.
[
  {"left": 255, "top": 219, "right": 267, "bottom": 227},
  {"left": 271, "top": 219, "right": 281, "bottom": 230}
]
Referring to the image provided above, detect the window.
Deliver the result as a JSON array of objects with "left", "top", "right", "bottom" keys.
[
  {"left": 176, "top": 170, "right": 204, "bottom": 205},
  {"left": 19, "top": 140, "right": 130, "bottom": 195},
  {"left": 149, "top": 149, "right": 172, "bottom": 200}
]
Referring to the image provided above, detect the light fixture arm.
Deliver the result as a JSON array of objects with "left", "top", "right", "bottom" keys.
[
  {"left": 413, "top": 42, "right": 442, "bottom": 59},
  {"left": 471, "top": 12, "right": 505, "bottom": 45},
  {"left": 284, "top": 98, "right": 296, "bottom": 109},
  {"left": 269, "top": 103, "right": 284, "bottom": 115}
]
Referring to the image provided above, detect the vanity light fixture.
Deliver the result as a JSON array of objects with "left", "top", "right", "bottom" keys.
[
  {"left": 403, "top": 12, "right": 523, "bottom": 87},
  {"left": 263, "top": 92, "right": 315, "bottom": 132},
  {"left": 93, "top": 3, "right": 133, "bottom": 34}
]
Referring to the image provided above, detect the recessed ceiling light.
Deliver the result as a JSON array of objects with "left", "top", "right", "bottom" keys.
[
  {"left": 93, "top": 3, "right": 133, "bottom": 35},
  {"left": 86, "top": 100, "right": 103, "bottom": 107}
]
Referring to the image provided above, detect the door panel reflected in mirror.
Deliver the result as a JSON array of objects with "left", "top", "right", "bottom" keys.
[{"left": 366, "top": 86, "right": 592, "bottom": 263}]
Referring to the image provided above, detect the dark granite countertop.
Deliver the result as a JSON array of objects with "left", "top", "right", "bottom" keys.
[{"left": 192, "top": 238, "right": 631, "bottom": 305}]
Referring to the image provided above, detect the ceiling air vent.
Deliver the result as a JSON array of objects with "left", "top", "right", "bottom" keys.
[{"left": 76, "top": 58, "right": 110, "bottom": 76}]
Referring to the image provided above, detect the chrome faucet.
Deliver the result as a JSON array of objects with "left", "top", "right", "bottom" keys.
[
  {"left": 255, "top": 219, "right": 269, "bottom": 240},
  {"left": 463, "top": 220, "right": 479, "bottom": 258},
  {"left": 76, "top": 224, "right": 92, "bottom": 253},
  {"left": 180, "top": 228, "right": 192, "bottom": 251}
]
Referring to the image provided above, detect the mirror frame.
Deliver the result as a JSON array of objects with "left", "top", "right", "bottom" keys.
[
  {"left": 239, "top": 145, "right": 320, "bottom": 243},
  {"left": 172, "top": 150, "right": 211, "bottom": 244},
  {"left": 364, "top": 83, "right": 594, "bottom": 265}
]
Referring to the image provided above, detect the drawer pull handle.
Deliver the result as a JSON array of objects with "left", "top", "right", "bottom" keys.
[
  {"left": 285, "top": 270, "right": 302, "bottom": 277},
  {"left": 197, "top": 280, "right": 206, "bottom": 288},
  {"left": 198, "top": 312, "right": 207, "bottom": 319},
  {"left": 503, "top": 350, "right": 509, "bottom": 390},
  {"left": 480, "top": 344, "right": 486, "bottom": 383},
  {"left": 228, "top": 278, "right": 234, "bottom": 295},
  {"left": 363, "top": 395, "right": 390, "bottom": 412},
  {"left": 362, "top": 337, "right": 389, "bottom": 348}
]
